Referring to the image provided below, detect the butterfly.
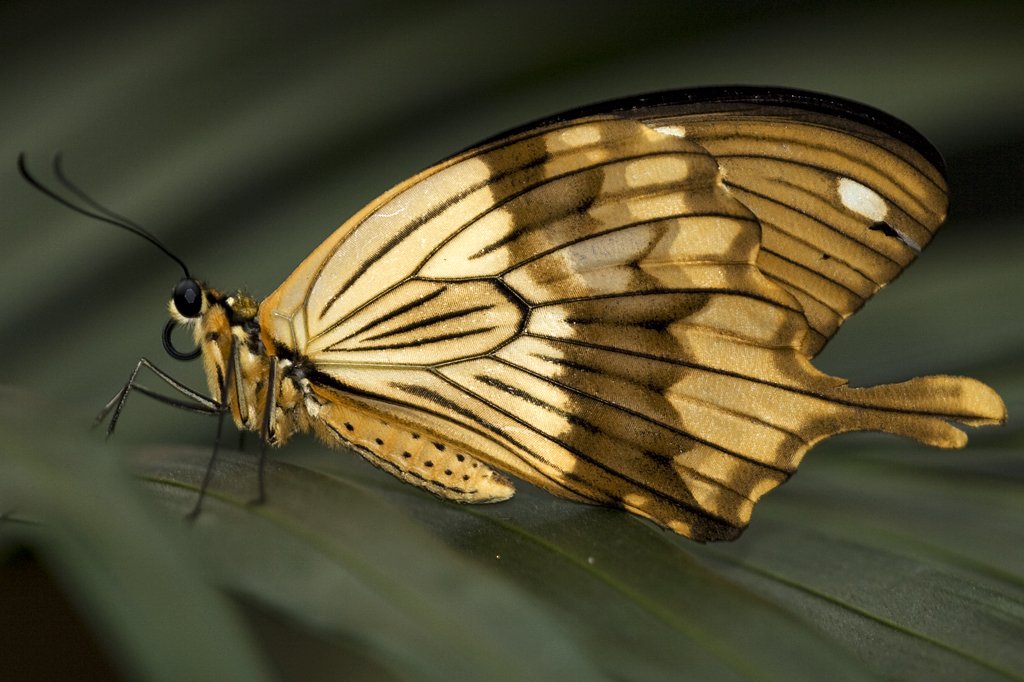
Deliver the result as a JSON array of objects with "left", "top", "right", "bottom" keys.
[{"left": 22, "top": 86, "right": 1006, "bottom": 541}]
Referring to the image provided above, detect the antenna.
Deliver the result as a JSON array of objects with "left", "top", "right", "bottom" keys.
[{"left": 18, "top": 153, "right": 192, "bottom": 279}]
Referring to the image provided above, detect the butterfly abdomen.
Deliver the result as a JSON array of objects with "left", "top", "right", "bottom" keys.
[{"left": 309, "top": 388, "right": 515, "bottom": 503}]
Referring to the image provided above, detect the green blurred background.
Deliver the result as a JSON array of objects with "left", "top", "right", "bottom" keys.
[{"left": 2, "top": 2, "right": 1022, "bottom": 680}]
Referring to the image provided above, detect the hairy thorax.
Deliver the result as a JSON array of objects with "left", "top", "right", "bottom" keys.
[{"left": 189, "top": 288, "right": 313, "bottom": 445}]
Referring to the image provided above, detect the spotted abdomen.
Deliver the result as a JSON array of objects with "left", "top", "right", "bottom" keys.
[{"left": 309, "top": 387, "right": 515, "bottom": 503}]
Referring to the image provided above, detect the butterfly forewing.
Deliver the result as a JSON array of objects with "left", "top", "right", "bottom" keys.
[
  {"left": 254, "top": 91, "right": 1004, "bottom": 541},
  {"left": 632, "top": 105, "right": 948, "bottom": 355}
]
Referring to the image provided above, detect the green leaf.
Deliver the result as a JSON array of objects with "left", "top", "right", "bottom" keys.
[
  {"left": 135, "top": 446, "right": 605, "bottom": 681},
  {"left": 701, "top": 448, "right": 1024, "bottom": 681},
  {"left": 0, "top": 391, "right": 275, "bottom": 682},
  {"left": 133, "top": 444, "right": 875, "bottom": 681}
]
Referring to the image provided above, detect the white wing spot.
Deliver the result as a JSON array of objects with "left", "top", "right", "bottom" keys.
[
  {"left": 654, "top": 125, "right": 687, "bottom": 138},
  {"left": 837, "top": 177, "right": 888, "bottom": 222}
]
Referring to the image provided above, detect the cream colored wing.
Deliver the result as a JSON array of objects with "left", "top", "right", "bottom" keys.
[
  {"left": 260, "top": 92, "right": 1003, "bottom": 541},
  {"left": 600, "top": 87, "right": 949, "bottom": 355}
]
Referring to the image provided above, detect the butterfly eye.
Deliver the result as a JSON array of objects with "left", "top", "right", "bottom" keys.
[{"left": 172, "top": 278, "right": 203, "bottom": 318}]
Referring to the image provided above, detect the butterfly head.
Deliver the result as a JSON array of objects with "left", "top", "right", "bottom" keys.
[
  {"left": 164, "top": 279, "right": 260, "bottom": 360},
  {"left": 171, "top": 277, "right": 205, "bottom": 320},
  {"left": 163, "top": 278, "right": 208, "bottom": 361}
]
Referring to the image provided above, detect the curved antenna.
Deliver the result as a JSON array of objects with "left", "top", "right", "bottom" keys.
[{"left": 18, "top": 153, "right": 192, "bottom": 279}]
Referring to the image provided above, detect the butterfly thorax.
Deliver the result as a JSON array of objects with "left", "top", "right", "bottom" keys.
[{"left": 188, "top": 286, "right": 312, "bottom": 445}]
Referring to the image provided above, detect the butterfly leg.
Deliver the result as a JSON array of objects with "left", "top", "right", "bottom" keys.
[
  {"left": 95, "top": 353, "right": 239, "bottom": 520},
  {"left": 96, "top": 357, "right": 221, "bottom": 437},
  {"left": 187, "top": 338, "right": 242, "bottom": 519},
  {"left": 186, "top": 390, "right": 233, "bottom": 520},
  {"left": 248, "top": 356, "right": 279, "bottom": 507}
]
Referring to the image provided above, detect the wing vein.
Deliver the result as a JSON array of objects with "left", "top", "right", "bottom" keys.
[
  {"left": 713, "top": 150, "right": 938, "bottom": 215},
  {"left": 722, "top": 178, "right": 901, "bottom": 267},
  {"left": 431, "top": 368, "right": 740, "bottom": 526},
  {"left": 491, "top": 354, "right": 793, "bottom": 476}
]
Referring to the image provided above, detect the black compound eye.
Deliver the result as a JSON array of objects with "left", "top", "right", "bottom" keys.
[{"left": 172, "top": 278, "right": 203, "bottom": 318}]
